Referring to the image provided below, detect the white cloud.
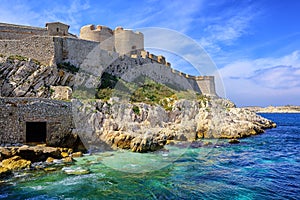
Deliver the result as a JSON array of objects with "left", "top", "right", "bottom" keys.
[
  {"left": 197, "top": 3, "right": 258, "bottom": 55},
  {"left": 125, "top": 0, "right": 204, "bottom": 33},
  {"left": 218, "top": 51, "right": 300, "bottom": 106},
  {"left": 0, "top": 0, "right": 90, "bottom": 34}
]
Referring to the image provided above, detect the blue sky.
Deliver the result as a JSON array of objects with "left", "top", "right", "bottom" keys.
[{"left": 0, "top": 0, "right": 299, "bottom": 106}]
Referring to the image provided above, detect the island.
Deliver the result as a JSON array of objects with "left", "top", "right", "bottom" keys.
[{"left": 0, "top": 21, "right": 276, "bottom": 176}]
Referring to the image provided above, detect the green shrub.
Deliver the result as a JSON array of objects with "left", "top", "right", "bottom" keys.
[
  {"left": 57, "top": 62, "right": 79, "bottom": 74},
  {"left": 96, "top": 88, "right": 112, "bottom": 101},
  {"left": 130, "top": 79, "right": 175, "bottom": 105},
  {"left": 132, "top": 105, "right": 140, "bottom": 115}
]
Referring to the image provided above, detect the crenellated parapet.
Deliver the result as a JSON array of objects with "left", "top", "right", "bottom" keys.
[
  {"left": 138, "top": 50, "right": 171, "bottom": 67},
  {"left": 169, "top": 69, "right": 216, "bottom": 95}
]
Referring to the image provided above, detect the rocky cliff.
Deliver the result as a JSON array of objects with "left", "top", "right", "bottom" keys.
[
  {"left": 0, "top": 56, "right": 276, "bottom": 153},
  {"left": 0, "top": 56, "right": 74, "bottom": 98},
  {"left": 72, "top": 97, "right": 276, "bottom": 152}
]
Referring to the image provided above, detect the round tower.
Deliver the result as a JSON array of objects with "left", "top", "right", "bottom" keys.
[
  {"left": 114, "top": 27, "right": 144, "bottom": 56},
  {"left": 79, "top": 24, "right": 114, "bottom": 51}
]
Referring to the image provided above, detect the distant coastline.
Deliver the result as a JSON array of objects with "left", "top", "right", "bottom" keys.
[{"left": 244, "top": 105, "right": 300, "bottom": 113}]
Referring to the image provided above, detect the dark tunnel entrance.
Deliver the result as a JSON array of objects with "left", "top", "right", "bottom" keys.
[{"left": 26, "top": 122, "right": 47, "bottom": 143}]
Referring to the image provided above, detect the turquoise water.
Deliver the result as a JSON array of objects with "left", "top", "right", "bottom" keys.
[{"left": 1, "top": 113, "right": 299, "bottom": 199}]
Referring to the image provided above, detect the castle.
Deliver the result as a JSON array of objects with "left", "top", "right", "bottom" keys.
[
  {"left": 0, "top": 22, "right": 216, "bottom": 96},
  {"left": 0, "top": 21, "right": 217, "bottom": 145}
]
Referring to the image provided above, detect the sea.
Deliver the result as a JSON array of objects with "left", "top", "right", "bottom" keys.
[{"left": 0, "top": 113, "right": 299, "bottom": 199}]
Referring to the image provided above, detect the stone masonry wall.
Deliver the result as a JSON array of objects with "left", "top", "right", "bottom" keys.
[
  {"left": 0, "top": 98, "right": 73, "bottom": 145},
  {"left": 105, "top": 56, "right": 199, "bottom": 92},
  {"left": 105, "top": 55, "right": 217, "bottom": 95},
  {"left": 0, "top": 36, "right": 56, "bottom": 65},
  {"left": 0, "top": 23, "right": 47, "bottom": 40}
]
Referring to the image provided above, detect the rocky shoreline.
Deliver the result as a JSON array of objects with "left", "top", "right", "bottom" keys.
[
  {"left": 72, "top": 97, "right": 276, "bottom": 153},
  {"left": 0, "top": 145, "right": 84, "bottom": 178},
  {"left": 0, "top": 57, "right": 277, "bottom": 179},
  {"left": 0, "top": 95, "right": 277, "bottom": 178},
  {"left": 244, "top": 105, "right": 300, "bottom": 113}
]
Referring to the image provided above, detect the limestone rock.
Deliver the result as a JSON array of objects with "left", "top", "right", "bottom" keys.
[
  {"left": 1, "top": 156, "right": 31, "bottom": 170},
  {"left": 0, "top": 147, "right": 13, "bottom": 161},
  {"left": 0, "top": 58, "right": 75, "bottom": 98},
  {"left": 46, "top": 157, "right": 55, "bottom": 163},
  {"left": 62, "top": 157, "right": 74, "bottom": 163},
  {"left": 0, "top": 167, "right": 12, "bottom": 178},
  {"left": 71, "top": 152, "right": 83, "bottom": 158},
  {"left": 73, "top": 97, "right": 276, "bottom": 152},
  {"left": 50, "top": 86, "right": 72, "bottom": 101},
  {"left": 16, "top": 146, "right": 62, "bottom": 162},
  {"left": 61, "top": 152, "right": 69, "bottom": 158}
]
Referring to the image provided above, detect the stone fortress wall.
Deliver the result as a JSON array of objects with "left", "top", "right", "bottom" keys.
[{"left": 0, "top": 22, "right": 217, "bottom": 96}]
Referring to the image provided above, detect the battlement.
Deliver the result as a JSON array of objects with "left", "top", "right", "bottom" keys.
[{"left": 138, "top": 50, "right": 171, "bottom": 67}]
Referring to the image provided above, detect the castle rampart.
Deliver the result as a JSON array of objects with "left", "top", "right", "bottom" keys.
[
  {"left": 0, "top": 22, "right": 73, "bottom": 40},
  {"left": 0, "top": 36, "right": 57, "bottom": 65},
  {"left": 0, "top": 23, "right": 47, "bottom": 40}
]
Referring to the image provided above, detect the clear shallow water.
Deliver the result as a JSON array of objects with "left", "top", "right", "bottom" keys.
[{"left": 0, "top": 113, "right": 299, "bottom": 199}]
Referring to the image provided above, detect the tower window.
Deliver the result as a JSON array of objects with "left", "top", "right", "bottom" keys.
[{"left": 57, "top": 28, "right": 59, "bottom": 32}]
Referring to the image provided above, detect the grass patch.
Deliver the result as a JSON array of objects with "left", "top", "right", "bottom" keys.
[
  {"left": 8, "top": 55, "right": 27, "bottom": 61},
  {"left": 130, "top": 78, "right": 175, "bottom": 105},
  {"left": 96, "top": 72, "right": 208, "bottom": 111},
  {"left": 7, "top": 55, "right": 40, "bottom": 65},
  {"left": 73, "top": 86, "right": 98, "bottom": 100}
]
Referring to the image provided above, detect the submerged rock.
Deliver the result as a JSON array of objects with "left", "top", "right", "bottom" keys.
[
  {"left": 62, "top": 167, "right": 89, "bottom": 175},
  {"left": 228, "top": 139, "right": 240, "bottom": 144}
]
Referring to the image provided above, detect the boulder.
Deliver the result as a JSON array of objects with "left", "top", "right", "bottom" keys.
[
  {"left": 0, "top": 147, "right": 12, "bottom": 161},
  {"left": 71, "top": 152, "right": 83, "bottom": 158},
  {"left": 0, "top": 167, "right": 12, "bottom": 178},
  {"left": 46, "top": 157, "right": 55, "bottom": 163},
  {"left": 61, "top": 152, "right": 69, "bottom": 158},
  {"left": 229, "top": 139, "right": 240, "bottom": 144},
  {"left": 50, "top": 86, "right": 72, "bottom": 101},
  {"left": 62, "top": 157, "right": 74, "bottom": 163},
  {"left": 1, "top": 156, "right": 31, "bottom": 170},
  {"left": 17, "top": 146, "right": 62, "bottom": 162}
]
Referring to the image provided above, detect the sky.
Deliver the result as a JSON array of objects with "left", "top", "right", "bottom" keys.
[{"left": 0, "top": 0, "right": 299, "bottom": 106}]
